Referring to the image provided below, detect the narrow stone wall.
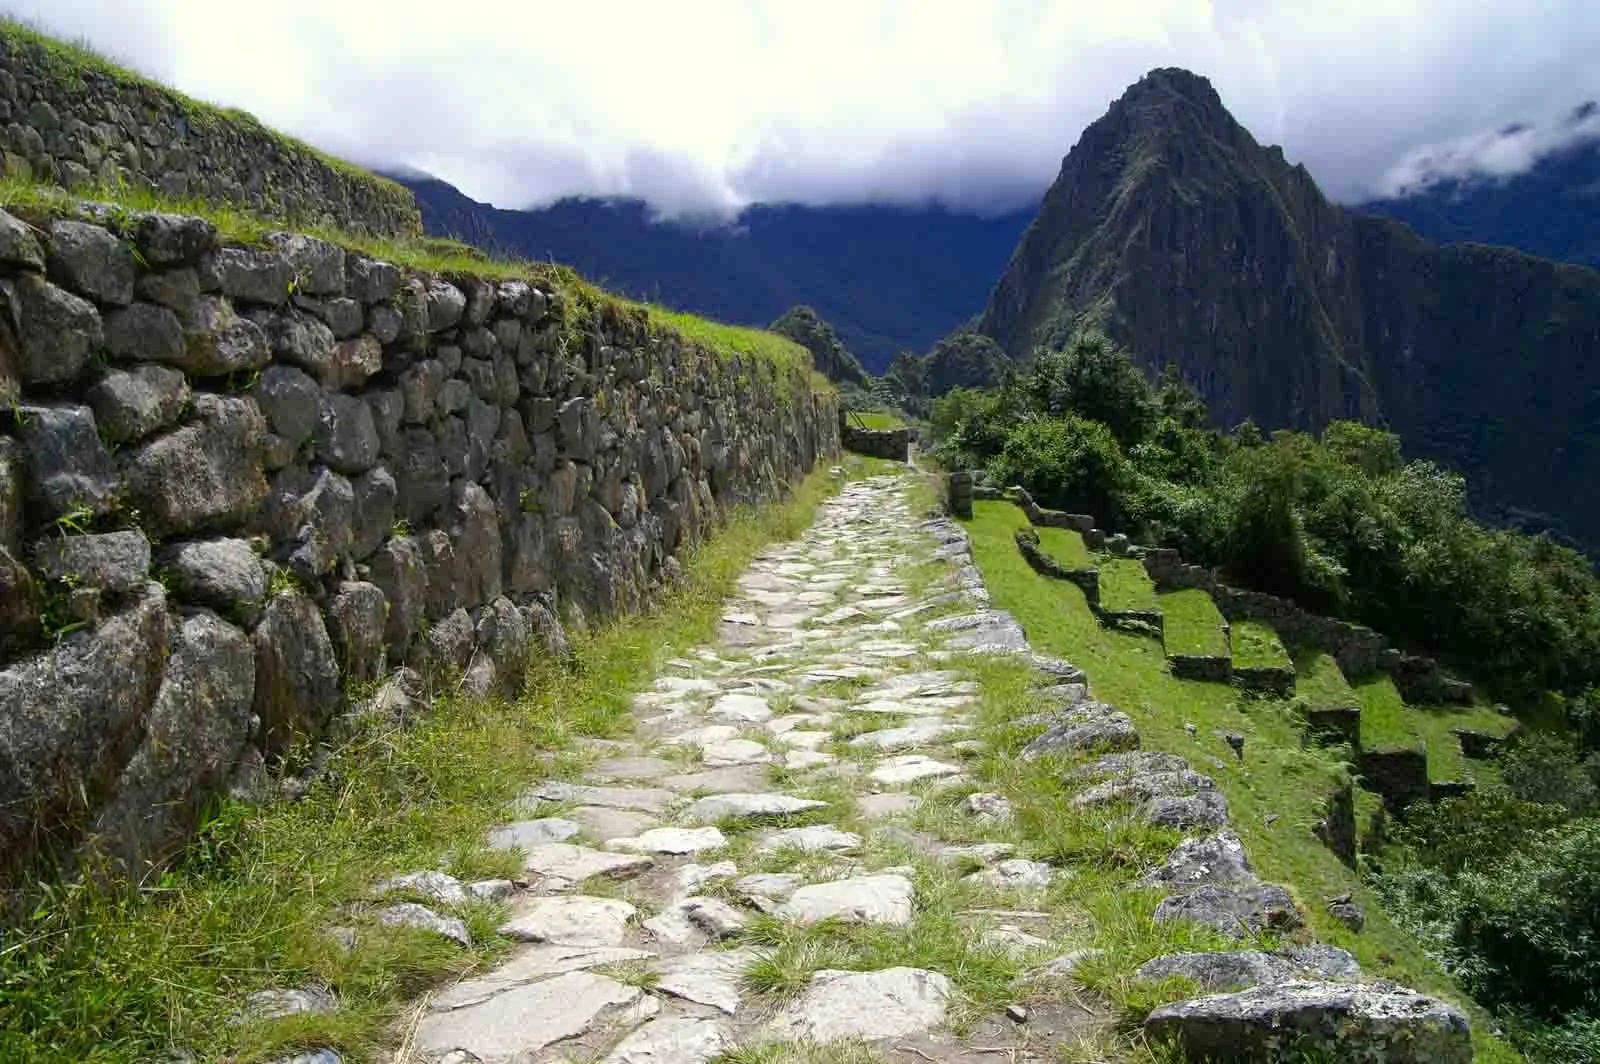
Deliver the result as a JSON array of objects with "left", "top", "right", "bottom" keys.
[
  {"left": 839, "top": 416, "right": 908, "bottom": 461},
  {"left": 0, "top": 26, "right": 420, "bottom": 236},
  {"left": 0, "top": 202, "right": 837, "bottom": 880}
]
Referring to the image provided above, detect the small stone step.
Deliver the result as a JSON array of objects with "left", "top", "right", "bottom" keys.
[
  {"left": 848, "top": 722, "right": 964, "bottom": 751},
  {"left": 760, "top": 825, "right": 862, "bottom": 853},
  {"left": 965, "top": 859, "right": 1057, "bottom": 890},
  {"left": 1136, "top": 944, "right": 1360, "bottom": 991},
  {"left": 430, "top": 945, "right": 656, "bottom": 1011}
]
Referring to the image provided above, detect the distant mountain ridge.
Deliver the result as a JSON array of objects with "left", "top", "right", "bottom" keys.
[
  {"left": 1357, "top": 114, "right": 1600, "bottom": 270},
  {"left": 392, "top": 174, "right": 1032, "bottom": 373},
  {"left": 973, "top": 68, "right": 1600, "bottom": 548}
]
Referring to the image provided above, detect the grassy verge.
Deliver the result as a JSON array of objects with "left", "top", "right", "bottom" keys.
[
  {"left": 1291, "top": 647, "right": 1358, "bottom": 709},
  {"left": 959, "top": 500, "right": 1519, "bottom": 1062},
  {"left": 1230, "top": 619, "right": 1291, "bottom": 669},
  {"left": 1037, "top": 526, "right": 1094, "bottom": 569},
  {"left": 0, "top": 460, "right": 857, "bottom": 1064},
  {"left": 849, "top": 411, "right": 905, "bottom": 431},
  {"left": 1097, "top": 557, "right": 1158, "bottom": 613},
  {"left": 1158, "top": 589, "right": 1229, "bottom": 657},
  {"left": 1406, "top": 703, "right": 1515, "bottom": 786},
  {"left": 1351, "top": 674, "right": 1422, "bottom": 753}
]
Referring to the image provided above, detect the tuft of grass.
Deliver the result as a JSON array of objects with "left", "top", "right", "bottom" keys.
[
  {"left": 1290, "top": 647, "right": 1358, "bottom": 709},
  {"left": 1351, "top": 673, "right": 1422, "bottom": 752},
  {"left": 0, "top": 462, "right": 848, "bottom": 1064}
]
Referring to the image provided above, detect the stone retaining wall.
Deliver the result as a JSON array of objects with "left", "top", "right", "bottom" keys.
[
  {"left": 839, "top": 417, "right": 908, "bottom": 462},
  {"left": 0, "top": 201, "right": 837, "bottom": 881},
  {"left": 0, "top": 26, "right": 420, "bottom": 236}
]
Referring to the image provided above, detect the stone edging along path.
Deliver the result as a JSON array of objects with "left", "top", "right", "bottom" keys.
[{"left": 296, "top": 470, "right": 1472, "bottom": 1064}]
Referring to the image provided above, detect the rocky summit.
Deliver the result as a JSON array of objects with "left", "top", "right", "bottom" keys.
[
  {"left": 346, "top": 471, "right": 1469, "bottom": 1064},
  {"left": 974, "top": 67, "right": 1600, "bottom": 548}
]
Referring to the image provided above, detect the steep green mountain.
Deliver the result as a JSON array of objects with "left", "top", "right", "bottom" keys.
[
  {"left": 769, "top": 306, "right": 868, "bottom": 385},
  {"left": 392, "top": 174, "right": 1032, "bottom": 373},
  {"left": 974, "top": 68, "right": 1600, "bottom": 548}
]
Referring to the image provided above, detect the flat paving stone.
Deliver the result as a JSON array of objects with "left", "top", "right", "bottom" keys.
[
  {"left": 966, "top": 859, "right": 1058, "bottom": 890},
  {"left": 700, "top": 739, "right": 771, "bottom": 767},
  {"left": 659, "top": 765, "right": 774, "bottom": 794},
  {"left": 592, "top": 756, "right": 676, "bottom": 781},
  {"left": 498, "top": 896, "right": 637, "bottom": 946},
  {"left": 486, "top": 818, "right": 579, "bottom": 851},
  {"left": 767, "top": 967, "right": 951, "bottom": 1042},
  {"left": 710, "top": 693, "right": 772, "bottom": 722},
  {"left": 685, "top": 793, "right": 827, "bottom": 823},
  {"left": 783, "top": 750, "right": 835, "bottom": 770},
  {"left": 653, "top": 948, "right": 759, "bottom": 1014},
  {"left": 849, "top": 722, "right": 964, "bottom": 751},
  {"left": 430, "top": 945, "right": 656, "bottom": 1011},
  {"left": 517, "top": 844, "right": 654, "bottom": 882},
  {"left": 414, "top": 970, "right": 651, "bottom": 1063},
  {"left": 869, "top": 755, "right": 964, "bottom": 786},
  {"left": 601, "top": 1015, "right": 731, "bottom": 1064},
  {"left": 528, "top": 782, "right": 677, "bottom": 814},
  {"left": 571, "top": 806, "right": 663, "bottom": 841},
  {"left": 760, "top": 825, "right": 862, "bottom": 853},
  {"left": 606, "top": 827, "right": 728, "bottom": 855},
  {"left": 777, "top": 874, "right": 914, "bottom": 926}
]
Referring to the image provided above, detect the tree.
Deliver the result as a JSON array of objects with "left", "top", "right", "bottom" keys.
[{"left": 1026, "top": 333, "right": 1155, "bottom": 446}]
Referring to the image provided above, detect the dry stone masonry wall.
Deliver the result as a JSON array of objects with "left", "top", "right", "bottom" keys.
[
  {"left": 0, "top": 202, "right": 838, "bottom": 881},
  {"left": 0, "top": 27, "right": 420, "bottom": 236}
]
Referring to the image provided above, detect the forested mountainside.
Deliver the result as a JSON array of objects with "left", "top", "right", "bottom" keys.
[{"left": 394, "top": 173, "right": 1031, "bottom": 374}]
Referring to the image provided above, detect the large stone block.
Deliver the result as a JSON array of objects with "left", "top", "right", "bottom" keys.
[
  {"left": 15, "top": 402, "right": 121, "bottom": 517},
  {"left": 33, "top": 529, "right": 150, "bottom": 594},
  {"left": 87, "top": 363, "right": 191, "bottom": 443},
  {"left": 314, "top": 391, "right": 380, "bottom": 474},
  {"left": 368, "top": 534, "right": 426, "bottom": 656},
  {"left": 85, "top": 610, "right": 255, "bottom": 876},
  {"left": 0, "top": 584, "right": 170, "bottom": 860},
  {"left": 124, "top": 394, "right": 267, "bottom": 535},
  {"left": 451, "top": 480, "right": 502, "bottom": 607},
  {"left": 5, "top": 272, "right": 102, "bottom": 385},
  {"left": 182, "top": 296, "right": 271, "bottom": 376},
  {"left": 166, "top": 537, "right": 268, "bottom": 624},
  {"left": 252, "top": 364, "right": 321, "bottom": 449},
  {"left": 269, "top": 233, "right": 346, "bottom": 295},
  {"left": 47, "top": 219, "right": 135, "bottom": 305},
  {"left": 328, "top": 581, "right": 387, "bottom": 682},
  {"left": 252, "top": 590, "right": 341, "bottom": 755}
]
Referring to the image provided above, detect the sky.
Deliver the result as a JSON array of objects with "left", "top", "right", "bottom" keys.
[{"left": 12, "top": 1, "right": 1600, "bottom": 218}]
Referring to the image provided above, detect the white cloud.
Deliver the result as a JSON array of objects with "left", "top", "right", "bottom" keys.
[
  {"left": 8, "top": 0, "right": 1600, "bottom": 214},
  {"left": 1376, "top": 105, "right": 1600, "bottom": 196}
]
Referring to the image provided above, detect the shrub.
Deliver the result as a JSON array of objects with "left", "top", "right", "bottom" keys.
[{"left": 988, "top": 414, "right": 1133, "bottom": 524}]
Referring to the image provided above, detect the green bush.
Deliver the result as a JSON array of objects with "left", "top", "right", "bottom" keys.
[{"left": 987, "top": 414, "right": 1134, "bottom": 524}]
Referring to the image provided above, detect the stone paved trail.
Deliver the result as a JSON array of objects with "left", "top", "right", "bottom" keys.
[{"left": 400, "top": 470, "right": 1472, "bottom": 1064}]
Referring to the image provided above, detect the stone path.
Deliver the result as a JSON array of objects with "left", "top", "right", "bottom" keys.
[{"left": 376, "top": 470, "right": 1471, "bottom": 1064}]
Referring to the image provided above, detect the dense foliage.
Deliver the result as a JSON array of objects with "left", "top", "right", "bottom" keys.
[
  {"left": 933, "top": 334, "right": 1600, "bottom": 697},
  {"left": 769, "top": 305, "right": 868, "bottom": 385}
]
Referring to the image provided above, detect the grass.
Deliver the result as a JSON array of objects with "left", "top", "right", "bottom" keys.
[
  {"left": 1096, "top": 558, "right": 1158, "bottom": 613},
  {"left": 958, "top": 499, "right": 1520, "bottom": 1060},
  {"left": 0, "top": 17, "right": 413, "bottom": 219},
  {"left": 847, "top": 411, "right": 905, "bottom": 431},
  {"left": 1351, "top": 674, "right": 1422, "bottom": 753},
  {"left": 1290, "top": 647, "right": 1358, "bottom": 710},
  {"left": 1406, "top": 702, "right": 1516, "bottom": 786},
  {"left": 0, "top": 461, "right": 855, "bottom": 1064},
  {"left": 1229, "top": 619, "right": 1291, "bottom": 669},
  {"left": 1157, "top": 589, "right": 1229, "bottom": 658},
  {"left": 1037, "top": 526, "right": 1094, "bottom": 569}
]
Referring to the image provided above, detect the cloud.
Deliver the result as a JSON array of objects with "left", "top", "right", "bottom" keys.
[
  {"left": 1375, "top": 104, "right": 1600, "bottom": 197},
  {"left": 8, "top": 0, "right": 1600, "bottom": 216}
]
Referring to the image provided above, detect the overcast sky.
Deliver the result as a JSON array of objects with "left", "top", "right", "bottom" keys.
[{"left": 11, "top": 1, "right": 1600, "bottom": 217}]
